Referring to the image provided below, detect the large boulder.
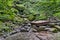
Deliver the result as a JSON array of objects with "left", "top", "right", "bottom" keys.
[
  {"left": 4, "top": 32, "right": 55, "bottom": 40},
  {"left": 5, "top": 32, "right": 40, "bottom": 40}
]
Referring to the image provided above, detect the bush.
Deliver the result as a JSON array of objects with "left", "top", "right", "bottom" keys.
[{"left": 53, "top": 12, "right": 60, "bottom": 19}]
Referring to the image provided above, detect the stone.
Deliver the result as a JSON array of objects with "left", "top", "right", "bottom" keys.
[
  {"left": 5, "top": 32, "right": 40, "bottom": 40},
  {"left": 36, "top": 26, "right": 46, "bottom": 32},
  {"left": 8, "top": 31, "right": 18, "bottom": 36},
  {"left": 0, "top": 38, "right": 5, "bottom": 40},
  {"left": 39, "top": 26, "right": 46, "bottom": 29},
  {"left": 48, "top": 23, "right": 55, "bottom": 27},
  {"left": 45, "top": 28, "right": 58, "bottom": 33},
  {"left": 54, "top": 25, "right": 60, "bottom": 30},
  {"left": 32, "top": 28, "right": 37, "bottom": 32},
  {"left": 7, "top": 32, "right": 54, "bottom": 40},
  {"left": 54, "top": 32, "right": 60, "bottom": 40},
  {"left": 35, "top": 31, "right": 55, "bottom": 40},
  {"left": 27, "top": 23, "right": 31, "bottom": 26},
  {"left": 20, "top": 28, "right": 27, "bottom": 32},
  {"left": 24, "top": 26, "right": 29, "bottom": 29}
]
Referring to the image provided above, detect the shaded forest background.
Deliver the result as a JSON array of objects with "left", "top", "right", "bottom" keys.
[{"left": 0, "top": 0, "right": 60, "bottom": 35}]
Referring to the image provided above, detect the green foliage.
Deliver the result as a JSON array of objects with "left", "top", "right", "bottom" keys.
[
  {"left": 53, "top": 12, "right": 60, "bottom": 19},
  {"left": 0, "top": 0, "right": 17, "bottom": 33},
  {"left": 36, "top": 14, "right": 46, "bottom": 20},
  {"left": 13, "top": 16, "right": 25, "bottom": 24},
  {"left": 27, "top": 14, "right": 35, "bottom": 21},
  {"left": 0, "top": 0, "right": 17, "bottom": 21},
  {"left": 14, "top": 0, "right": 60, "bottom": 20},
  {"left": 0, "top": 0, "right": 60, "bottom": 34}
]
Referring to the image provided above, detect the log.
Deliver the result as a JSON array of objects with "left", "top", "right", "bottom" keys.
[{"left": 31, "top": 20, "right": 49, "bottom": 26}]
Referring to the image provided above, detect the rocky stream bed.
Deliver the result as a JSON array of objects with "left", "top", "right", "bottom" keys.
[
  {"left": 0, "top": 32, "right": 60, "bottom": 40},
  {"left": 0, "top": 21, "right": 60, "bottom": 40}
]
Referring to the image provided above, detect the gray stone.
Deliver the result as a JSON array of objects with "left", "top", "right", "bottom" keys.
[
  {"left": 32, "top": 28, "right": 37, "bottom": 32},
  {"left": 35, "top": 32, "right": 55, "bottom": 40},
  {"left": 54, "top": 32, "right": 60, "bottom": 40},
  {"left": 45, "top": 28, "right": 57, "bottom": 32},
  {"left": 4, "top": 32, "right": 56, "bottom": 40},
  {"left": 5, "top": 32, "right": 40, "bottom": 40}
]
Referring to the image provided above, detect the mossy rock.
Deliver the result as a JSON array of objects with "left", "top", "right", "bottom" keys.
[
  {"left": 54, "top": 25, "right": 60, "bottom": 31},
  {"left": 48, "top": 23, "right": 56, "bottom": 27},
  {"left": 45, "top": 28, "right": 58, "bottom": 33},
  {"left": 37, "top": 27, "right": 45, "bottom": 32}
]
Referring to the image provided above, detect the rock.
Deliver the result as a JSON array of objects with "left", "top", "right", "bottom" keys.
[
  {"left": 54, "top": 32, "right": 60, "bottom": 40},
  {"left": 45, "top": 28, "right": 58, "bottom": 33},
  {"left": 54, "top": 25, "right": 60, "bottom": 30},
  {"left": 32, "top": 28, "right": 37, "bottom": 32},
  {"left": 32, "top": 26, "right": 47, "bottom": 32},
  {"left": 26, "top": 29, "right": 30, "bottom": 31},
  {"left": 0, "top": 38, "right": 5, "bottom": 40},
  {"left": 5, "top": 32, "right": 40, "bottom": 40},
  {"left": 27, "top": 23, "right": 31, "bottom": 27},
  {"left": 20, "top": 23, "right": 31, "bottom": 32},
  {"left": 3, "top": 35, "right": 8, "bottom": 38},
  {"left": 24, "top": 26, "right": 29, "bottom": 29},
  {"left": 4, "top": 32, "right": 60, "bottom": 40},
  {"left": 20, "top": 27, "right": 27, "bottom": 32},
  {"left": 35, "top": 31, "right": 55, "bottom": 40},
  {"left": 36, "top": 26, "right": 46, "bottom": 32},
  {"left": 14, "top": 28, "right": 20, "bottom": 32},
  {"left": 39, "top": 26, "right": 46, "bottom": 29},
  {"left": 48, "top": 23, "right": 55, "bottom": 27},
  {"left": 9, "top": 31, "right": 18, "bottom": 35}
]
